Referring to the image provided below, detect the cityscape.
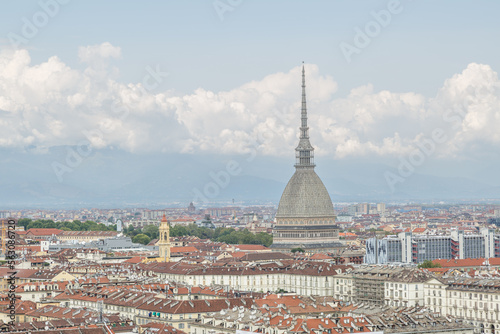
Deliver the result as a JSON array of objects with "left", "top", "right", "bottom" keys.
[{"left": 2, "top": 1, "right": 500, "bottom": 334}]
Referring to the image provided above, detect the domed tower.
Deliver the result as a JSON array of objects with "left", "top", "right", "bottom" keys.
[{"left": 271, "top": 64, "right": 341, "bottom": 252}]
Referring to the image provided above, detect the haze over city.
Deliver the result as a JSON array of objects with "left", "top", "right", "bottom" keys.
[{"left": 1, "top": 1, "right": 500, "bottom": 207}]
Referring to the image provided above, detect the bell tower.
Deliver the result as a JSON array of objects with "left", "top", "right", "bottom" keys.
[{"left": 157, "top": 214, "right": 171, "bottom": 262}]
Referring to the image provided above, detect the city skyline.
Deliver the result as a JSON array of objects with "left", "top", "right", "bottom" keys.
[{"left": 3, "top": 3, "right": 500, "bottom": 333}]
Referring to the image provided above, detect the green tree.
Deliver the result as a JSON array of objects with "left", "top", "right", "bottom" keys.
[
  {"left": 418, "top": 260, "right": 442, "bottom": 268},
  {"left": 170, "top": 225, "right": 187, "bottom": 237},
  {"left": 218, "top": 233, "right": 239, "bottom": 244},
  {"left": 132, "top": 234, "right": 151, "bottom": 245},
  {"left": 18, "top": 218, "right": 32, "bottom": 230},
  {"left": 143, "top": 224, "right": 159, "bottom": 239},
  {"left": 291, "top": 247, "right": 305, "bottom": 253},
  {"left": 255, "top": 232, "right": 273, "bottom": 247}
]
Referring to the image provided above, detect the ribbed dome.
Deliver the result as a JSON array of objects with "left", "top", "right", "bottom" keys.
[{"left": 276, "top": 168, "right": 335, "bottom": 219}]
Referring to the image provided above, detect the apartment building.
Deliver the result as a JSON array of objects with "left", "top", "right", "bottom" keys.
[
  {"left": 142, "top": 261, "right": 352, "bottom": 296},
  {"left": 426, "top": 277, "right": 500, "bottom": 334},
  {"left": 333, "top": 266, "right": 435, "bottom": 307},
  {"left": 366, "top": 228, "right": 499, "bottom": 264}
]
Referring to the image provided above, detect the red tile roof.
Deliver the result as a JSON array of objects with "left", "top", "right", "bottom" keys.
[
  {"left": 124, "top": 256, "right": 146, "bottom": 263},
  {"left": 234, "top": 244, "right": 269, "bottom": 251},
  {"left": 310, "top": 253, "right": 332, "bottom": 260},
  {"left": 27, "top": 228, "right": 63, "bottom": 236},
  {"left": 432, "top": 258, "right": 500, "bottom": 267},
  {"left": 170, "top": 246, "right": 199, "bottom": 253}
]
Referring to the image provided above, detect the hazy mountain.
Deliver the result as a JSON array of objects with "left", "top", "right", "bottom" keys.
[{"left": 0, "top": 147, "right": 499, "bottom": 209}]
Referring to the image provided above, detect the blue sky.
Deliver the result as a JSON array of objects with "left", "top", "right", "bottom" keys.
[
  {"left": 1, "top": 1, "right": 500, "bottom": 206},
  {"left": 2, "top": 1, "right": 500, "bottom": 96}
]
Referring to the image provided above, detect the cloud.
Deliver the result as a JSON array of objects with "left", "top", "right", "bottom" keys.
[
  {"left": 78, "top": 42, "right": 121, "bottom": 64},
  {"left": 1, "top": 45, "right": 500, "bottom": 162}
]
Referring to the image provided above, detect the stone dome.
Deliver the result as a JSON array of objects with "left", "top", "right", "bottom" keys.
[{"left": 276, "top": 168, "right": 335, "bottom": 219}]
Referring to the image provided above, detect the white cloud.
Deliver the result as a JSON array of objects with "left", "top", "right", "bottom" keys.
[
  {"left": 1, "top": 46, "right": 500, "bottom": 162},
  {"left": 78, "top": 42, "right": 121, "bottom": 63}
]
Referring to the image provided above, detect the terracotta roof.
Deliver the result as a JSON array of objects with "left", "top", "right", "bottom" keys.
[
  {"left": 231, "top": 252, "right": 246, "bottom": 258},
  {"left": 433, "top": 258, "right": 500, "bottom": 267},
  {"left": 170, "top": 246, "right": 199, "bottom": 253},
  {"left": 124, "top": 256, "right": 146, "bottom": 264},
  {"left": 142, "top": 260, "right": 352, "bottom": 277},
  {"left": 310, "top": 253, "right": 332, "bottom": 260},
  {"left": 141, "top": 322, "right": 186, "bottom": 334},
  {"left": 234, "top": 245, "right": 269, "bottom": 251},
  {"left": 0, "top": 300, "right": 36, "bottom": 315},
  {"left": 137, "top": 297, "right": 254, "bottom": 314},
  {"left": 239, "top": 252, "right": 293, "bottom": 262},
  {"left": 27, "top": 228, "right": 63, "bottom": 236}
]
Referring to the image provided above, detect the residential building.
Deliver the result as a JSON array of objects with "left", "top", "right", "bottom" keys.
[
  {"left": 426, "top": 277, "right": 500, "bottom": 334},
  {"left": 57, "top": 231, "right": 118, "bottom": 242},
  {"left": 334, "top": 266, "right": 435, "bottom": 307},
  {"left": 142, "top": 261, "right": 352, "bottom": 296},
  {"left": 366, "top": 228, "right": 499, "bottom": 264}
]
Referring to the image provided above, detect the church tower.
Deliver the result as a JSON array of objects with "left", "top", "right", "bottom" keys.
[
  {"left": 157, "top": 214, "right": 171, "bottom": 262},
  {"left": 271, "top": 64, "right": 342, "bottom": 252}
]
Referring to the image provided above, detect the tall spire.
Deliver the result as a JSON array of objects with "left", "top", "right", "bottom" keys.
[
  {"left": 301, "top": 62, "right": 308, "bottom": 139},
  {"left": 295, "top": 63, "right": 315, "bottom": 169}
]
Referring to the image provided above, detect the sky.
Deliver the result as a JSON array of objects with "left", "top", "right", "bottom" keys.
[{"left": 1, "top": 1, "right": 500, "bottom": 207}]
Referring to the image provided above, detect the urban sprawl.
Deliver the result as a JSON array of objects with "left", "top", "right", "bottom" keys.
[{"left": 2, "top": 202, "right": 500, "bottom": 334}]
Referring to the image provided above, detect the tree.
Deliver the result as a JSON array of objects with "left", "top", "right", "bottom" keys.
[
  {"left": 18, "top": 218, "right": 32, "bottom": 229},
  {"left": 170, "top": 225, "right": 188, "bottom": 237},
  {"left": 255, "top": 233, "right": 273, "bottom": 247},
  {"left": 127, "top": 227, "right": 142, "bottom": 238},
  {"left": 143, "top": 224, "right": 159, "bottom": 239},
  {"left": 218, "top": 233, "right": 239, "bottom": 244},
  {"left": 291, "top": 247, "right": 305, "bottom": 253},
  {"left": 132, "top": 234, "right": 151, "bottom": 245},
  {"left": 418, "top": 260, "right": 442, "bottom": 268}
]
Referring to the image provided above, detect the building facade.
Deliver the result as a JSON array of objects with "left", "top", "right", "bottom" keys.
[
  {"left": 426, "top": 277, "right": 500, "bottom": 334},
  {"left": 333, "top": 266, "right": 434, "bottom": 307},
  {"left": 366, "top": 228, "right": 499, "bottom": 264}
]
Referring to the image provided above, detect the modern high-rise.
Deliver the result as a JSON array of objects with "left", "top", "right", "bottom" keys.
[
  {"left": 271, "top": 65, "right": 341, "bottom": 252},
  {"left": 366, "top": 228, "right": 499, "bottom": 264}
]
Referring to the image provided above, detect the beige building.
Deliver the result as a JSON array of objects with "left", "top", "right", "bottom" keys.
[
  {"left": 334, "top": 266, "right": 434, "bottom": 307},
  {"left": 144, "top": 261, "right": 352, "bottom": 296},
  {"left": 15, "top": 281, "right": 68, "bottom": 302},
  {"left": 136, "top": 297, "right": 253, "bottom": 331},
  {"left": 57, "top": 230, "right": 118, "bottom": 242},
  {"left": 426, "top": 277, "right": 500, "bottom": 334}
]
